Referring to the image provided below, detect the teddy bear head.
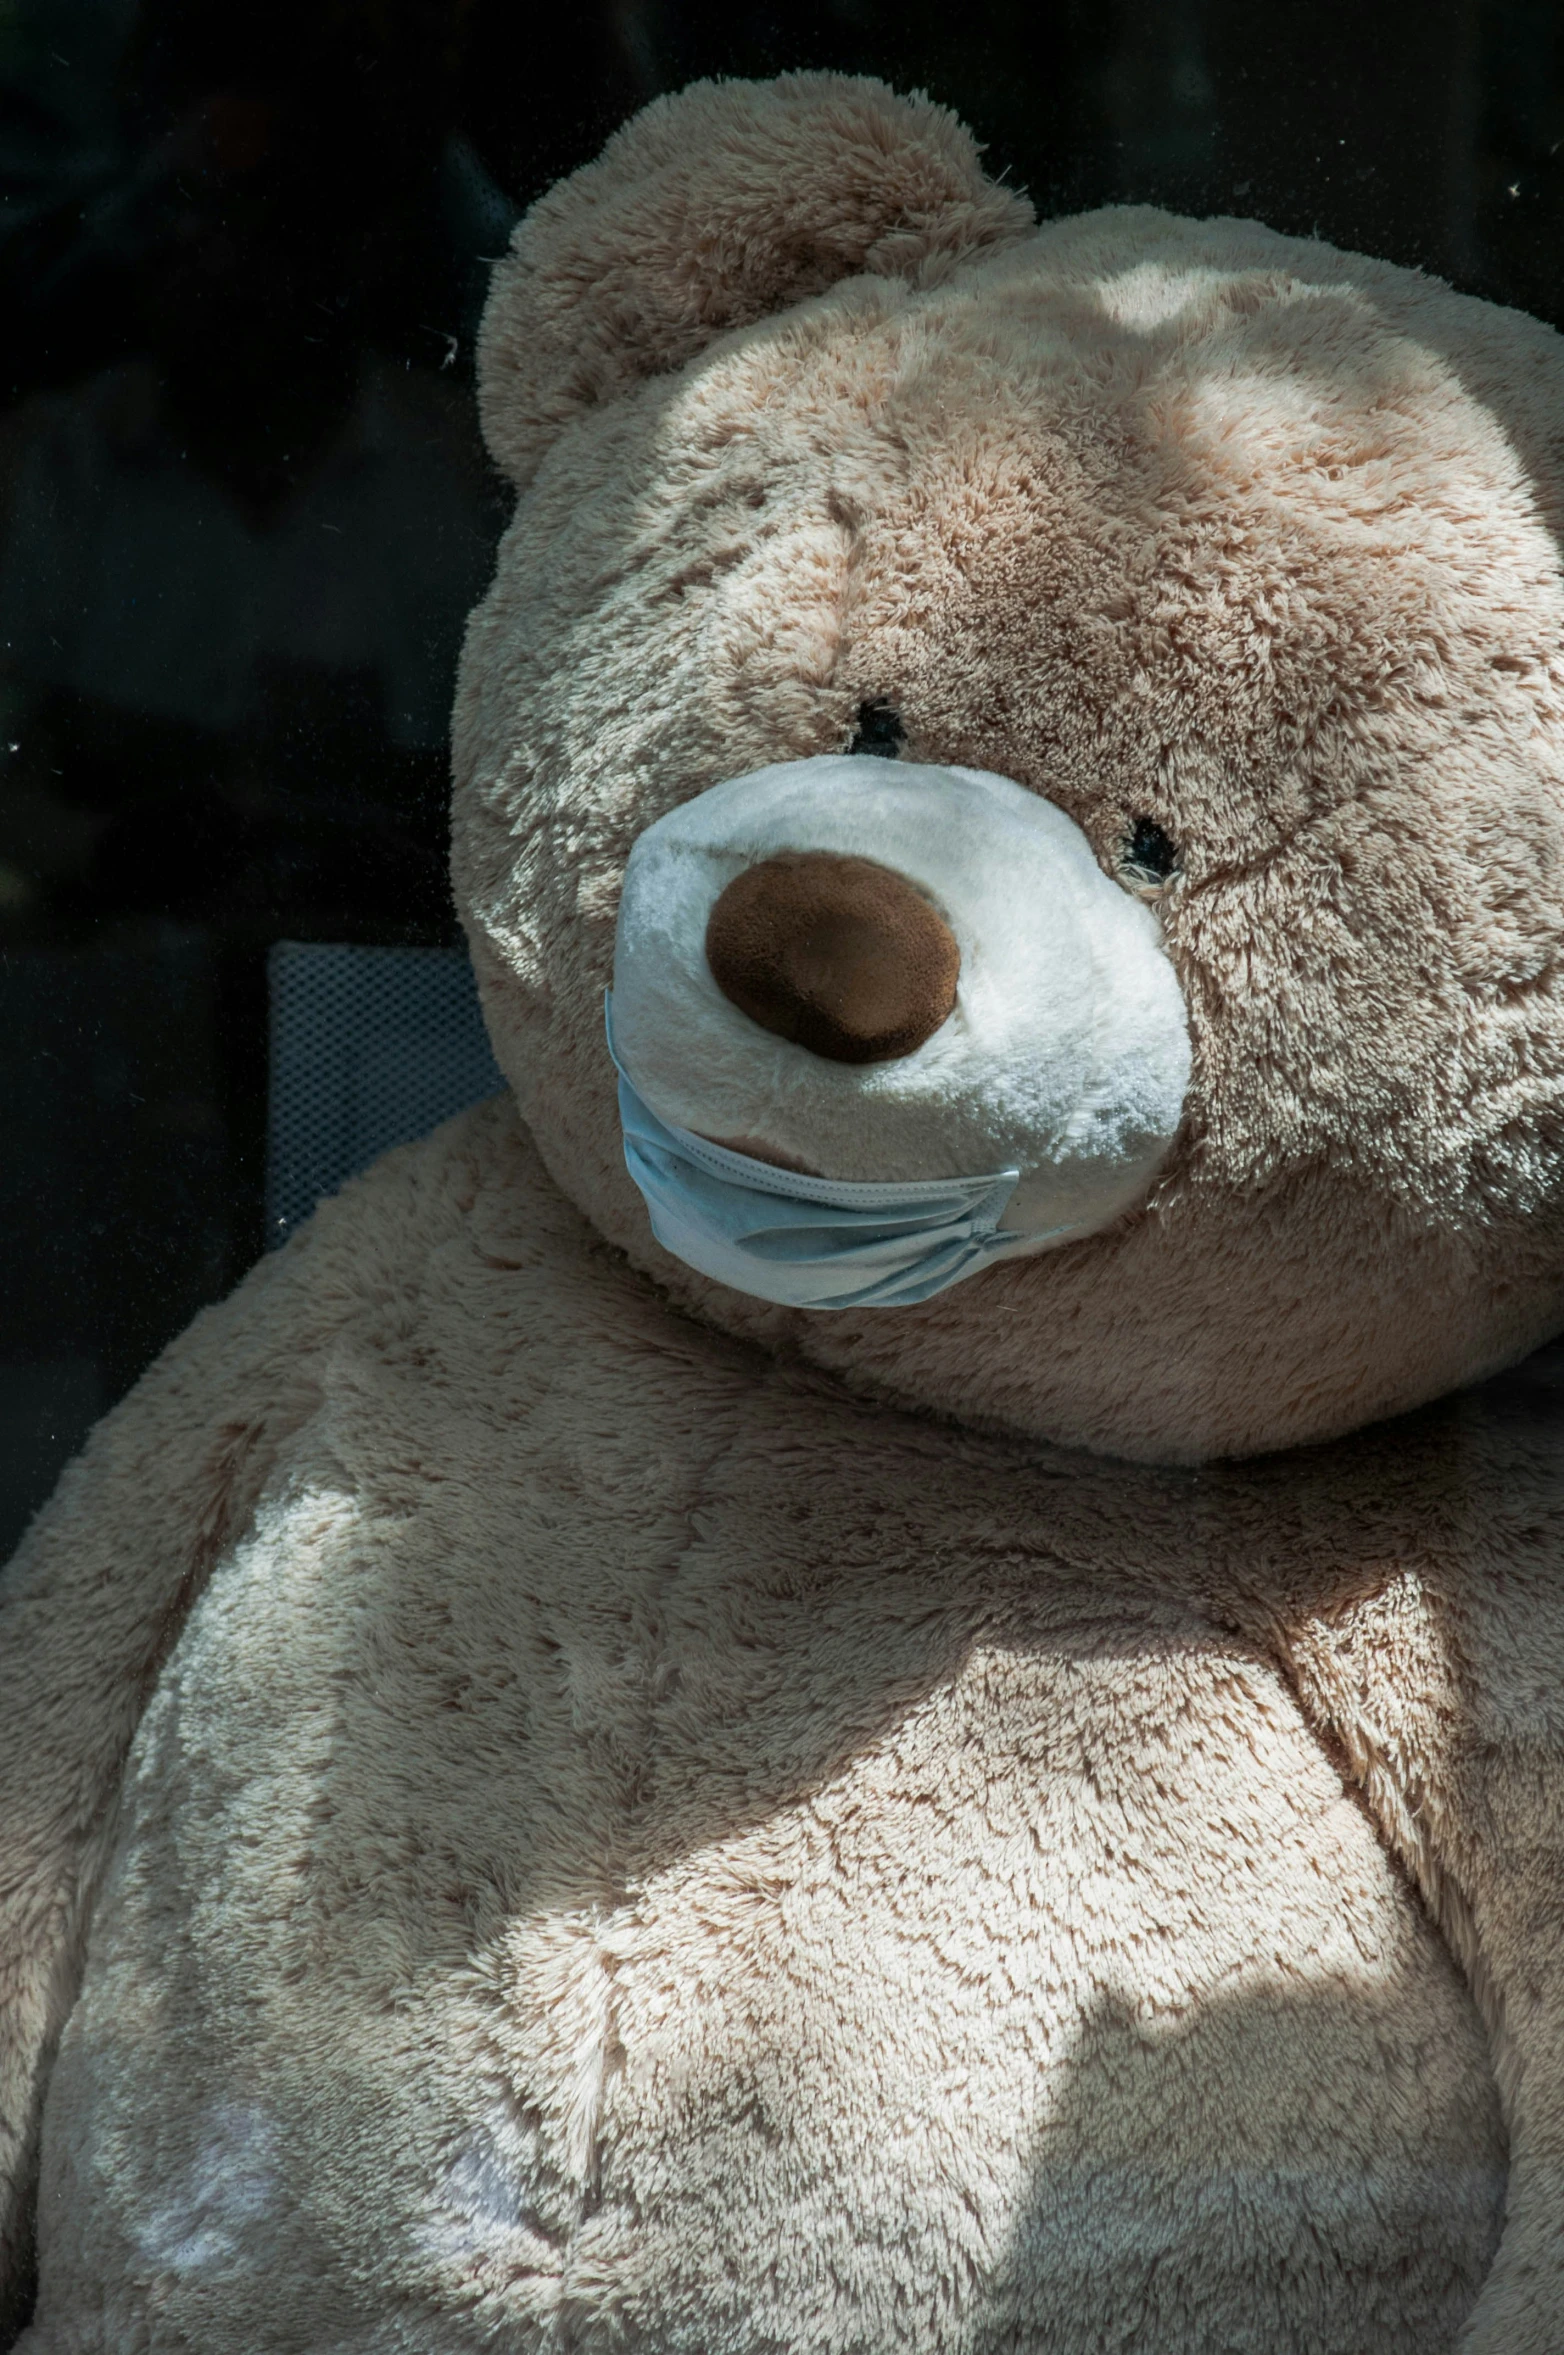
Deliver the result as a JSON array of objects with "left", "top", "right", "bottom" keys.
[{"left": 452, "top": 73, "right": 1564, "bottom": 1464}]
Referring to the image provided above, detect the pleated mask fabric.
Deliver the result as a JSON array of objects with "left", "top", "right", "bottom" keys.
[{"left": 605, "top": 996, "right": 1071, "bottom": 1310}]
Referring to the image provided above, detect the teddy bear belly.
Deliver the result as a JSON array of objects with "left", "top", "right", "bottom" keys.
[
  {"left": 19, "top": 1162, "right": 1504, "bottom": 2355},
  {"left": 30, "top": 1480, "right": 1505, "bottom": 2355}
]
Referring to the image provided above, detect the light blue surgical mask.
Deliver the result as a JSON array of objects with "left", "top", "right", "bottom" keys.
[{"left": 607, "top": 996, "right": 1065, "bottom": 1311}]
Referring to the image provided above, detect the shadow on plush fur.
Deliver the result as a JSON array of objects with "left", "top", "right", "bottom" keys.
[{"left": 6, "top": 71, "right": 1564, "bottom": 2354}]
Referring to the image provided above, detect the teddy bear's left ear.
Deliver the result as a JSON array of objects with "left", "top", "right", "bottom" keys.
[{"left": 476, "top": 72, "right": 1035, "bottom": 489}]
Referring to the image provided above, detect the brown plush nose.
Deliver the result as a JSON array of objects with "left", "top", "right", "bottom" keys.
[{"left": 704, "top": 852, "right": 960, "bottom": 1064}]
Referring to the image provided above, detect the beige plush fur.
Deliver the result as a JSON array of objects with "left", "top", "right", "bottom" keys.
[
  {"left": 462, "top": 81, "right": 1564, "bottom": 1463},
  {"left": 6, "top": 70, "right": 1564, "bottom": 2353}
]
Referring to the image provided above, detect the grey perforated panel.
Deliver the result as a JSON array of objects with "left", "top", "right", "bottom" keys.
[{"left": 266, "top": 942, "right": 505, "bottom": 1246}]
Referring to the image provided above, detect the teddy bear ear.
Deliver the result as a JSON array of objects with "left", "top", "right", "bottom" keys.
[{"left": 475, "top": 72, "right": 1036, "bottom": 488}]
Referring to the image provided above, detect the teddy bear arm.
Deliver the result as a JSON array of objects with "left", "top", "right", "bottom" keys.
[
  {"left": 1442, "top": 1751, "right": 1564, "bottom": 2355},
  {"left": 0, "top": 1239, "right": 325, "bottom": 2341},
  {"left": 1271, "top": 1565, "right": 1564, "bottom": 2352}
]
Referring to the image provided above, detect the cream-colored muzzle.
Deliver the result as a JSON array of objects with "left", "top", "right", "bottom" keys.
[{"left": 611, "top": 756, "right": 1191, "bottom": 1247}]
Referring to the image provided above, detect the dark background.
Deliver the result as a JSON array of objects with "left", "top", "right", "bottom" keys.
[{"left": 1, "top": 0, "right": 1561, "bottom": 1552}]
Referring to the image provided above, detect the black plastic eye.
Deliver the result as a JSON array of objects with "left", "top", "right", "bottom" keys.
[
  {"left": 846, "top": 699, "right": 904, "bottom": 758},
  {"left": 1124, "top": 817, "right": 1178, "bottom": 882}
]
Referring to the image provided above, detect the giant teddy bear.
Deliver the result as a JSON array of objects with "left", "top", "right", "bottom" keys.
[{"left": 6, "top": 71, "right": 1564, "bottom": 2355}]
